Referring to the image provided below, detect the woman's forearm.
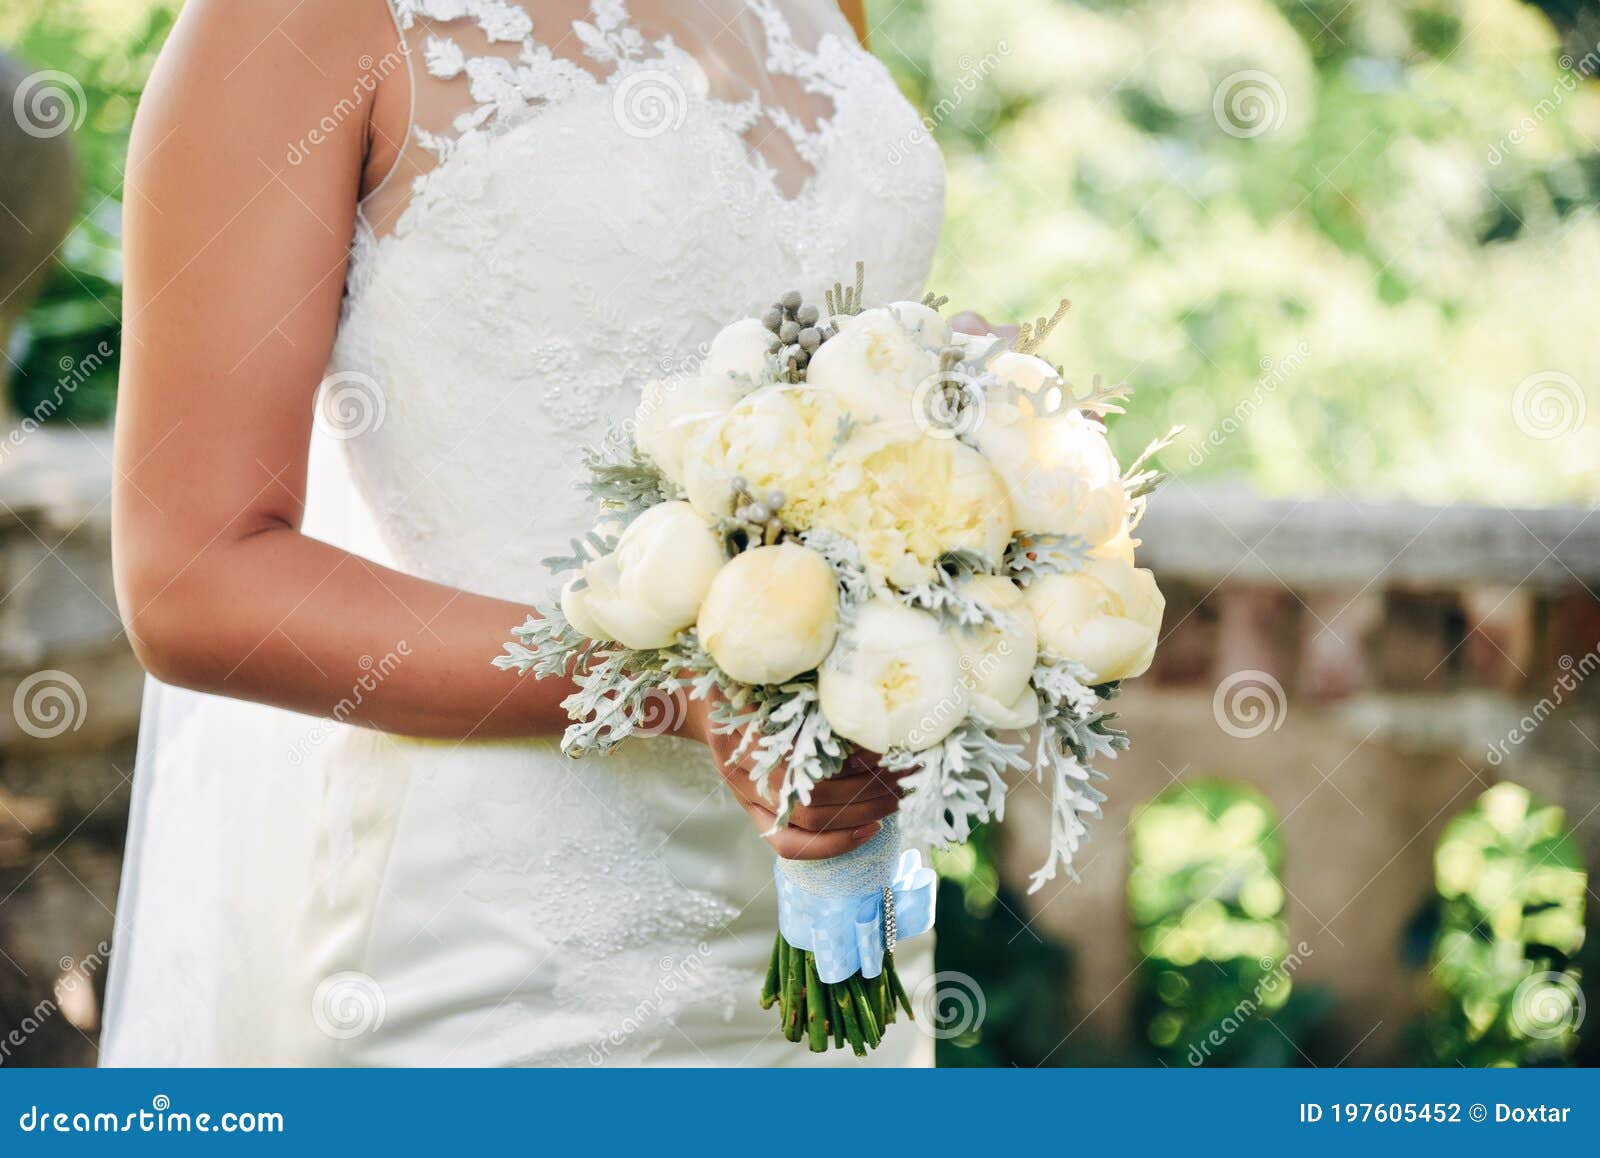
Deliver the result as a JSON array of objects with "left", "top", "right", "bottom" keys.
[{"left": 118, "top": 519, "right": 571, "bottom": 739}]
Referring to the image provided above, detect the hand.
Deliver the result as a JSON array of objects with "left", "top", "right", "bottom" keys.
[
  {"left": 681, "top": 697, "right": 904, "bottom": 860},
  {"left": 948, "top": 310, "right": 1019, "bottom": 342}
]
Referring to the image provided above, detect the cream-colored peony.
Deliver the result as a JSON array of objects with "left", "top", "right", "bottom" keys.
[
  {"left": 886, "top": 300, "right": 952, "bottom": 349},
  {"left": 697, "top": 544, "right": 839, "bottom": 684},
  {"left": 634, "top": 371, "right": 744, "bottom": 485},
  {"left": 975, "top": 408, "right": 1128, "bottom": 549},
  {"left": 1026, "top": 559, "right": 1164, "bottom": 683},
  {"left": 950, "top": 575, "right": 1040, "bottom": 728},
  {"left": 704, "top": 317, "right": 776, "bottom": 381},
  {"left": 680, "top": 385, "right": 844, "bottom": 525},
  {"left": 816, "top": 431, "right": 1014, "bottom": 590},
  {"left": 805, "top": 307, "right": 939, "bottom": 423},
  {"left": 818, "top": 598, "right": 964, "bottom": 752},
  {"left": 563, "top": 502, "right": 724, "bottom": 650}
]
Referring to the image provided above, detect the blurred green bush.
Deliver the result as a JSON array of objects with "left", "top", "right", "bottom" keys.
[
  {"left": 870, "top": 0, "right": 1600, "bottom": 504},
  {"left": 3, "top": 0, "right": 176, "bottom": 423}
]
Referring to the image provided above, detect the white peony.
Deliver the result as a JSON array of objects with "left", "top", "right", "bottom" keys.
[
  {"left": 804, "top": 307, "right": 939, "bottom": 423},
  {"left": 704, "top": 317, "right": 776, "bottom": 381},
  {"left": 886, "top": 300, "right": 952, "bottom": 349},
  {"left": 697, "top": 544, "right": 839, "bottom": 684},
  {"left": 634, "top": 371, "right": 744, "bottom": 485},
  {"left": 817, "top": 431, "right": 1014, "bottom": 589},
  {"left": 564, "top": 502, "right": 724, "bottom": 650},
  {"left": 818, "top": 598, "right": 965, "bottom": 752},
  {"left": 975, "top": 408, "right": 1128, "bottom": 548},
  {"left": 680, "top": 385, "right": 843, "bottom": 525},
  {"left": 1026, "top": 559, "right": 1164, "bottom": 683},
  {"left": 950, "top": 575, "right": 1040, "bottom": 728}
]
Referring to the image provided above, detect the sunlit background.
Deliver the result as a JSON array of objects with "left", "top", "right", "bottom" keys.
[{"left": 0, "top": 0, "right": 1595, "bottom": 1066}]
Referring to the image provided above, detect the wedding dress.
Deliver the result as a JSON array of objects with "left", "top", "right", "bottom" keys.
[{"left": 101, "top": 0, "right": 946, "bottom": 1065}]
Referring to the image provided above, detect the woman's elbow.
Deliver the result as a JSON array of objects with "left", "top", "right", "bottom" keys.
[{"left": 115, "top": 552, "right": 218, "bottom": 690}]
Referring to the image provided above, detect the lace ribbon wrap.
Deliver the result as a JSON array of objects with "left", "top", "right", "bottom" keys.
[{"left": 773, "top": 816, "right": 936, "bottom": 984}]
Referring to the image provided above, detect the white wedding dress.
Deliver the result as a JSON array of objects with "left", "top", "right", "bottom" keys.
[{"left": 101, "top": 0, "right": 946, "bottom": 1066}]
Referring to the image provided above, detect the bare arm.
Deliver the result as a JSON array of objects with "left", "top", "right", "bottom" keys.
[
  {"left": 838, "top": 0, "right": 870, "bottom": 47},
  {"left": 110, "top": 0, "right": 896, "bottom": 856},
  {"left": 113, "top": 0, "right": 565, "bottom": 739}
]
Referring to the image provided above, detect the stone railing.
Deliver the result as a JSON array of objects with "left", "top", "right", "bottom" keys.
[
  {"left": 0, "top": 432, "right": 1595, "bottom": 1064},
  {"left": 1005, "top": 478, "right": 1600, "bottom": 1065}
]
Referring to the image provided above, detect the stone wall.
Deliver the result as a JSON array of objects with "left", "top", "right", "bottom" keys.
[{"left": 1005, "top": 482, "right": 1600, "bottom": 1064}]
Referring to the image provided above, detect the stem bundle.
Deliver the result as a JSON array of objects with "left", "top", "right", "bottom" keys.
[{"left": 759, "top": 932, "right": 914, "bottom": 1056}]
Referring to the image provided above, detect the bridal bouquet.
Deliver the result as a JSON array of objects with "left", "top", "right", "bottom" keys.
[{"left": 496, "top": 266, "right": 1174, "bottom": 1055}]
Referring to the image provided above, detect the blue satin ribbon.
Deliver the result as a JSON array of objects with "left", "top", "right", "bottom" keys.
[{"left": 773, "top": 850, "right": 937, "bottom": 984}]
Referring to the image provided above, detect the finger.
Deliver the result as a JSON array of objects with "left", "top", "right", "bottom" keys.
[
  {"left": 789, "top": 795, "right": 899, "bottom": 834},
  {"left": 804, "top": 771, "right": 897, "bottom": 807},
  {"left": 745, "top": 802, "right": 881, "bottom": 861}
]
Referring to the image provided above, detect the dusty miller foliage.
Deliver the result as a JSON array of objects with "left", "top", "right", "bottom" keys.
[
  {"left": 885, "top": 725, "right": 1029, "bottom": 850},
  {"left": 1004, "top": 531, "right": 1092, "bottom": 587},
  {"left": 495, "top": 605, "right": 690, "bottom": 759},
  {"left": 577, "top": 432, "right": 679, "bottom": 523},
  {"left": 495, "top": 615, "right": 849, "bottom": 825},
  {"left": 895, "top": 549, "right": 1005, "bottom": 629},
  {"left": 799, "top": 528, "right": 871, "bottom": 621},
  {"left": 702, "top": 675, "right": 848, "bottom": 829},
  {"left": 1026, "top": 659, "right": 1129, "bottom": 894}
]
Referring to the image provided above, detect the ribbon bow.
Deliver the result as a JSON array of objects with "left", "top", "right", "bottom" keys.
[{"left": 773, "top": 849, "right": 937, "bottom": 985}]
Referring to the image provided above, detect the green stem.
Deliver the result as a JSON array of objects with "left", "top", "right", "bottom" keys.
[
  {"left": 836, "top": 982, "right": 868, "bottom": 1057},
  {"left": 783, "top": 940, "right": 805, "bottom": 1042},
  {"left": 760, "top": 935, "right": 781, "bottom": 1010},
  {"left": 827, "top": 984, "right": 845, "bottom": 1050},
  {"left": 848, "top": 976, "right": 881, "bottom": 1049},
  {"left": 887, "top": 954, "right": 914, "bottom": 1019},
  {"left": 803, "top": 953, "right": 828, "bottom": 1053}
]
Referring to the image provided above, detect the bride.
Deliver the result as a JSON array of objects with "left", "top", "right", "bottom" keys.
[{"left": 102, "top": 0, "right": 959, "bottom": 1065}]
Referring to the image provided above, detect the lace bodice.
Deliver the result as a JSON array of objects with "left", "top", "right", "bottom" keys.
[{"left": 328, "top": 0, "right": 946, "bottom": 601}]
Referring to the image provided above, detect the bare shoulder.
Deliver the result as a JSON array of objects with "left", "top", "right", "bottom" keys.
[{"left": 134, "top": 0, "right": 399, "bottom": 155}]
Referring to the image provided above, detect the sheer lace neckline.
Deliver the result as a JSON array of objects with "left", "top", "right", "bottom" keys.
[{"left": 365, "top": 0, "right": 861, "bottom": 243}]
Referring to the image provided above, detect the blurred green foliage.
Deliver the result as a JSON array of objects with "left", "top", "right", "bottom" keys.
[
  {"left": 3, "top": 0, "right": 177, "bottom": 422},
  {"left": 930, "top": 829, "right": 1087, "bottom": 1066},
  {"left": 1128, "top": 780, "right": 1331, "bottom": 1065},
  {"left": 870, "top": 0, "right": 1600, "bottom": 504},
  {"left": 1414, "top": 782, "right": 1587, "bottom": 1065}
]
